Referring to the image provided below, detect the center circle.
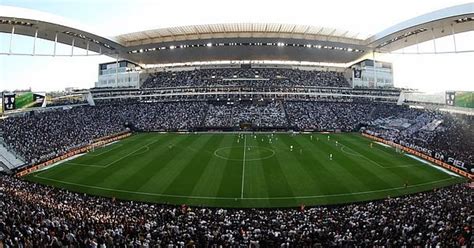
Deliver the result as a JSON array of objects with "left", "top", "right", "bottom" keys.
[{"left": 214, "top": 146, "right": 275, "bottom": 161}]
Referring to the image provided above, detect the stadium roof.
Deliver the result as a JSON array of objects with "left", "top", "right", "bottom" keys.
[
  {"left": 114, "top": 23, "right": 370, "bottom": 47},
  {"left": 1, "top": 3, "right": 473, "bottom": 64}
]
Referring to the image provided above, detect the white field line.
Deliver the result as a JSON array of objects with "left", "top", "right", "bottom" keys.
[
  {"left": 64, "top": 139, "right": 159, "bottom": 168},
  {"left": 340, "top": 144, "right": 421, "bottom": 169},
  {"left": 34, "top": 154, "right": 88, "bottom": 177},
  {"left": 62, "top": 162, "right": 105, "bottom": 168},
  {"left": 87, "top": 143, "right": 123, "bottom": 157},
  {"left": 339, "top": 145, "right": 385, "bottom": 168},
  {"left": 405, "top": 154, "right": 462, "bottom": 177},
  {"left": 375, "top": 142, "right": 392, "bottom": 148},
  {"left": 36, "top": 154, "right": 86, "bottom": 172},
  {"left": 241, "top": 135, "right": 247, "bottom": 199},
  {"left": 33, "top": 175, "right": 458, "bottom": 200}
]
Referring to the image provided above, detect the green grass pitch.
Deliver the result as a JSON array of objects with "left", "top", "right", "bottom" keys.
[
  {"left": 26, "top": 133, "right": 466, "bottom": 208},
  {"left": 14, "top": 92, "right": 34, "bottom": 109},
  {"left": 455, "top": 92, "right": 474, "bottom": 108}
]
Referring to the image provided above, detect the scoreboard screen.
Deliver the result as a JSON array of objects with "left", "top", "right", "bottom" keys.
[
  {"left": 2, "top": 93, "right": 16, "bottom": 111},
  {"left": 454, "top": 91, "right": 474, "bottom": 108},
  {"left": 1, "top": 92, "right": 45, "bottom": 112},
  {"left": 445, "top": 91, "right": 455, "bottom": 106}
]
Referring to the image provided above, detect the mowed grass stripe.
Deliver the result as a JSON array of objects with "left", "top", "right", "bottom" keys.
[
  {"left": 162, "top": 134, "right": 223, "bottom": 196},
  {"left": 27, "top": 133, "right": 467, "bottom": 208},
  {"left": 136, "top": 135, "right": 209, "bottom": 193},
  {"left": 275, "top": 135, "right": 324, "bottom": 196},
  {"left": 254, "top": 135, "right": 297, "bottom": 206},
  {"left": 291, "top": 136, "right": 353, "bottom": 204},
  {"left": 251, "top": 135, "right": 295, "bottom": 199},
  {"left": 130, "top": 135, "right": 205, "bottom": 199},
  {"left": 187, "top": 135, "right": 239, "bottom": 204},
  {"left": 215, "top": 134, "right": 244, "bottom": 199},
  {"left": 303, "top": 134, "right": 382, "bottom": 204},
  {"left": 300, "top": 135, "right": 367, "bottom": 194},
  {"left": 242, "top": 135, "right": 273, "bottom": 206},
  {"left": 114, "top": 134, "right": 193, "bottom": 192}
]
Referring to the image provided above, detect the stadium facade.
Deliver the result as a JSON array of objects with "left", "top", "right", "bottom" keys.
[
  {"left": 2, "top": 3, "right": 473, "bottom": 92},
  {"left": 0, "top": 3, "right": 473, "bottom": 246}
]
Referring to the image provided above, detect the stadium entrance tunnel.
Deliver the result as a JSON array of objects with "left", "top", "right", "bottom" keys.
[{"left": 214, "top": 146, "right": 275, "bottom": 161}]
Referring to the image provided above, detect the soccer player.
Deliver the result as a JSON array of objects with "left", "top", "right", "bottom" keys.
[
  {"left": 327, "top": 135, "right": 330, "bottom": 141},
  {"left": 370, "top": 142, "right": 373, "bottom": 148},
  {"left": 335, "top": 141, "right": 338, "bottom": 146},
  {"left": 290, "top": 145, "right": 293, "bottom": 151},
  {"left": 329, "top": 153, "right": 333, "bottom": 160}
]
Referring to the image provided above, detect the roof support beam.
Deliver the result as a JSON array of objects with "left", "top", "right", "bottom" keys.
[
  {"left": 431, "top": 28, "right": 437, "bottom": 54},
  {"left": 451, "top": 24, "right": 457, "bottom": 52},
  {"left": 86, "top": 40, "right": 89, "bottom": 55},
  {"left": 9, "top": 26, "right": 15, "bottom": 54},
  {"left": 53, "top": 32, "right": 57, "bottom": 56},
  {"left": 32, "top": 28, "right": 38, "bottom": 55},
  {"left": 71, "top": 38, "right": 75, "bottom": 56},
  {"left": 415, "top": 32, "right": 420, "bottom": 54}
]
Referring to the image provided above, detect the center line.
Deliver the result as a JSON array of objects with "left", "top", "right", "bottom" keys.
[{"left": 241, "top": 134, "right": 247, "bottom": 199}]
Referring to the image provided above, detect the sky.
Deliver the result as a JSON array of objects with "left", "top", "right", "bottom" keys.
[{"left": 0, "top": 0, "right": 473, "bottom": 92}]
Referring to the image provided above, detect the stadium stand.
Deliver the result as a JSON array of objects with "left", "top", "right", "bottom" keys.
[
  {"left": 204, "top": 102, "right": 287, "bottom": 128},
  {"left": 285, "top": 101, "right": 375, "bottom": 131},
  {"left": 0, "top": 175, "right": 471, "bottom": 247},
  {"left": 142, "top": 68, "right": 350, "bottom": 88},
  {"left": 366, "top": 109, "right": 474, "bottom": 170}
]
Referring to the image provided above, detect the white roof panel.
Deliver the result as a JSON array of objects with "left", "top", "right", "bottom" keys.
[{"left": 113, "top": 23, "right": 372, "bottom": 45}]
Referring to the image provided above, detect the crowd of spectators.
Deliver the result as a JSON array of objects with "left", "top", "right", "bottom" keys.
[
  {"left": 366, "top": 107, "right": 474, "bottom": 169},
  {"left": 142, "top": 68, "right": 350, "bottom": 88},
  {"left": 285, "top": 101, "right": 375, "bottom": 131},
  {"left": 205, "top": 102, "right": 287, "bottom": 128},
  {"left": 120, "top": 101, "right": 208, "bottom": 131},
  {"left": 0, "top": 175, "right": 471, "bottom": 247},
  {"left": 0, "top": 106, "right": 126, "bottom": 165}
]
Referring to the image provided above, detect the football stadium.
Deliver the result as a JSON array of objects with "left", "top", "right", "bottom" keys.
[{"left": 0, "top": 1, "right": 473, "bottom": 247}]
